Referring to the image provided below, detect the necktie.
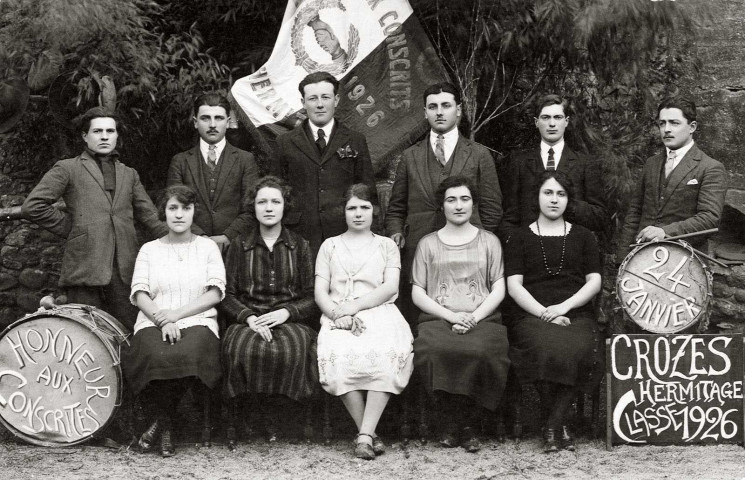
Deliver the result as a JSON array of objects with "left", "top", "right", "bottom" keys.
[
  {"left": 207, "top": 145, "right": 217, "bottom": 171},
  {"left": 547, "top": 147, "right": 556, "bottom": 170},
  {"left": 665, "top": 150, "right": 677, "bottom": 178},
  {"left": 316, "top": 128, "right": 326, "bottom": 153},
  {"left": 435, "top": 134, "right": 446, "bottom": 166}
]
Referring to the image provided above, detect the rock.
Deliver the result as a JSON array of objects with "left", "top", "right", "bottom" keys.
[
  {"left": 0, "top": 272, "right": 17, "bottom": 291},
  {"left": 712, "top": 298, "right": 745, "bottom": 322},
  {"left": 725, "top": 265, "right": 745, "bottom": 289},
  {"left": 16, "top": 291, "right": 41, "bottom": 313},
  {"left": 4, "top": 227, "right": 34, "bottom": 247},
  {"left": 735, "top": 289, "right": 745, "bottom": 303},
  {"left": 716, "top": 242, "right": 745, "bottom": 262},
  {"left": 18, "top": 268, "right": 47, "bottom": 289},
  {"left": 0, "top": 307, "right": 19, "bottom": 329},
  {"left": 713, "top": 282, "right": 734, "bottom": 298},
  {"left": 0, "top": 292, "right": 15, "bottom": 306},
  {"left": 2, "top": 258, "right": 22, "bottom": 270},
  {"left": 0, "top": 245, "right": 18, "bottom": 258}
]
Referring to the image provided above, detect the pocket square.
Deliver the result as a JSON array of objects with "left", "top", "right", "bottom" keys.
[{"left": 686, "top": 179, "right": 699, "bottom": 185}]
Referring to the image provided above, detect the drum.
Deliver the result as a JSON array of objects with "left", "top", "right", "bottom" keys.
[
  {"left": 0, "top": 304, "right": 130, "bottom": 446},
  {"left": 616, "top": 240, "right": 712, "bottom": 334}
]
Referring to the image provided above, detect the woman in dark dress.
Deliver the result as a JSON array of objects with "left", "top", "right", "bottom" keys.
[
  {"left": 411, "top": 176, "right": 510, "bottom": 453},
  {"left": 505, "top": 170, "right": 602, "bottom": 453},
  {"left": 123, "top": 185, "right": 225, "bottom": 457},
  {"left": 220, "top": 176, "right": 319, "bottom": 446}
]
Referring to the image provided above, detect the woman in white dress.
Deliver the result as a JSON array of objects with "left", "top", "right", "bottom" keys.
[{"left": 315, "top": 183, "right": 414, "bottom": 460}]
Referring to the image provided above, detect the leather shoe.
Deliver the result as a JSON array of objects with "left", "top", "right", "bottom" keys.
[
  {"left": 543, "top": 428, "right": 559, "bottom": 453},
  {"left": 138, "top": 420, "right": 159, "bottom": 452},
  {"left": 354, "top": 433, "right": 375, "bottom": 460},
  {"left": 461, "top": 427, "right": 481, "bottom": 453},
  {"left": 560, "top": 425, "right": 575, "bottom": 451},
  {"left": 439, "top": 432, "right": 458, "bottom": 448},
  {"left": 371, "top": 434, "right": 386, "bottom": 455},
  {"left": 160, "top": 429, "right": 175, "bottom": 457}
]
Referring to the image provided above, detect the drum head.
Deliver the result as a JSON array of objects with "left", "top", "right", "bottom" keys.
[
  {"left": 0, "top": 307, "right": 126, "bottom": 446},
  {"left": 617, "top": 241, "right": 711, "bottom": 334}
]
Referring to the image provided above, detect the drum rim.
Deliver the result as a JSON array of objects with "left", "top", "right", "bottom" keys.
[
  {"left": 0, "top": 304, "right": 129, "bottom": 447},
  {"left": 616, "top": 240, "right": 713, "bottom": 334}
]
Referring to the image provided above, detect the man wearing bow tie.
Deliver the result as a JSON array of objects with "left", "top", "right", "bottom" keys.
[
  {"left": 499, "top": 94, "right": 606, "bottom": 241},
  {"left": 616, "top": 97, "right": 726, "bottom": 260},
  {"left": 274, "top": 71, "right": 377, "bottom": 256}
]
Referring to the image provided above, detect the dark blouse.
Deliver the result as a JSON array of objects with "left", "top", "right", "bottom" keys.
[
  {"left": 504, "top": 224, "right": 600, "bottom": 312},
  {"left": 221, "top": 226, "right": 318, "bottom": 325}
]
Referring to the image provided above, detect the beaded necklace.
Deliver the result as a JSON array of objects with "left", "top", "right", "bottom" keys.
[{"left": 536, "top": 219, "right": 567, "bottom": 276}]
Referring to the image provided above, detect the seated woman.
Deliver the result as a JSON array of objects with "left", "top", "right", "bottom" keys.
[
  {"left": 505, "top": 170, "right": 602, "bottom": 453},
  {"left": 411, "top": 175, "right": 510, "bottom": 453},
  {"left": 122, "top": 185, "right": 225, "bottom": 457},
  {"left": 315, "top": 183, "right": 414, "bottom": 460},
  {"left": 220, "top": 176, "right": 319, "bottom": 445}
]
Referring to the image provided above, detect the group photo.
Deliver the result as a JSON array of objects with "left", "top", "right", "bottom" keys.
[{"left": 1, "top": 0, "right": 744, "bottom": 479}]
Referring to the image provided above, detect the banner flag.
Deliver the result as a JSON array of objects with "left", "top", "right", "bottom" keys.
[{"left": 231, "top": 0, "right": 446, "bottom": 174}]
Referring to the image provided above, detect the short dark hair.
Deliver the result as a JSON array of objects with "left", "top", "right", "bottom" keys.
[
  {"left": 193, "top": 92, "right": 231, "bottom": 117},
  {"left": 435, "top": 175, "right": 479, "bottom": 207},
  {"left": 79, "top": 107, "right": 119, "bottom": 134},
  {"left": 422, "top": 82, "right": 461, "bottom": 105},
  {"left": 244, "top": 175, "right": 294, "bottom": 215},
  {"left": 657, "top": 96, "right": 697, "bottom": 123},
  {"left": 158, "top": 185, "right": 198, "bottom": 221},
  {"left": 342, "top": 183, "right": 375, "bottom": 206},
  {"left": 534, "top": 94, "right": 570, "bottom": 118},
  {"left": 533, "top": 170, "right": 576, "bottom": 215},
  {"left": 299, "top": 72, "right": 339, "bottom": 97}
]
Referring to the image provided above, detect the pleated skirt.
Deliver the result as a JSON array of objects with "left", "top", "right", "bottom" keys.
[{"left": 221, "top": 322, "right": 319, "bottom": 401}]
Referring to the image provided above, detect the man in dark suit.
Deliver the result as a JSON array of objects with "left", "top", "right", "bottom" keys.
[
  {"left": 274, "top": 71, "right": 377, "bottom": 255},
  {"left": 23, "top": 107, "right": 168, "bottom": 329},
  {"left": 616, "top": 96, "right": 726, "bottom": 260},
  {"left": 499, "top": 94, "right": 606, "bottom": 240},
  {"left": 385, "top": 81, "right": 502, "bottom": 320},
  {"left": 167, "top": 93, "right": 259, "bottom": 253}
]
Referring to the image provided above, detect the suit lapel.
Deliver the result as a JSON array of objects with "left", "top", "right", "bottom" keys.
[
  {"left": 112, "top": 160, "right": 125, "bottom": 207},
  {"left": 556, "top": 146, "right": 577, "bottom": 175},
  {"left": 80, "top": 152, "right": 112, "bottom": 204},
  {"left": 660, "top": 146, "right": 699, "bottom": 210},
  {"left": 186, "top": 146, "right": 211, "bottom": 208},
  {"left": 526, "top": 147, "right": 544, "bottom": 176},
  {"left": 647, "top": 153, "right": 665, "bottom": 211},
  {"left": 321, "top": 121, "right": 349, "bottom": 164},
  {"left": 214, "top": 142, "right": 236, "bottom": 201},
  {"left": 448, "top": 135, "right": 471, "bottom": 176},
  {"left": 412, "top": 137, "right": 437, "bottom": 205},
  {"left": 289, "top": 121, "right": 322, "bottom": 165}
]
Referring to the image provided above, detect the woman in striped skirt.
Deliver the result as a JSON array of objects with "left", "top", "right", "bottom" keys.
[{"left": 220, "top": 176, "right": 319, "bottom": 446}]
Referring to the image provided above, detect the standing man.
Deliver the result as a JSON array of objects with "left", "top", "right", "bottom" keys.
[
  {"left": 274, "top": 71, "right": 378, "bottom": 256},
  {"left": 616, "top": 96, "right": 726, "bottom": 260},
  {"left": 167, "top": 93, "right": 259, "bottom": 253},
  {"left": 499, "top": 94, "right": 606, "bottom": 241},
  {"left": 22, "top": 107, "right": 168, "bottom": 329},
  {"left": 385, "top": 81, "right": 502, "bottom": 320}
]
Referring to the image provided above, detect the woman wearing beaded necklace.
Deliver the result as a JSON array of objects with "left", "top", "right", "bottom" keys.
[
  {"left": 505, "top": 170, "right": 602, "bottom": 453},
  {"left": 123, "top": 184, "right": 226, "bottom": 457}
]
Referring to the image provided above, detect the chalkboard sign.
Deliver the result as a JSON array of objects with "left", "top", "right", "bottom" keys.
[{"left": 607, "top": 334, "right": 744, "bottom": 449}]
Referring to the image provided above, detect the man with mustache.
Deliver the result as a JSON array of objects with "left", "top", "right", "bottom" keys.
[
  {"left": 167, "top": 93, "right": 259, "bottom": 254},
  {"left": 616, "top": 96, "right": 726, "bottom": 260},
  {"left": 22, "top": 107, "right": 168, "bottom": 329},
  {"left": 274, "top": 71, "right": 377, "bottom": 257},
  {"left": 499, "top": 94, "right": 606, "bottom": 241}
]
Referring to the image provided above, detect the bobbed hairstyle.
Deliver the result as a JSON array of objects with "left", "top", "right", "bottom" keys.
[
  {"left": 657, "top": 96, "right": 697, "bottom": 123},
  {"left": 435, "top": 175, "right": 479, "bottom": 207},
  {"left": 244, "top": 175, "right": 294, "bottom": 215},
  {"left": 193, "top": 92, "right": 231, "bottom": 117},
  {"left": 342, "top": 183, "right": 375, "bottom": 206},
  {"left": 533, "top": 94, "right": 570, "bottom": 118},
  {"left": 299, "top": 71, "right": 339, "bottom": 97},
  {"left": 158, "top": 185, "right": 198, "bottom": 221},
  {"left": 422, "top": 82, "right": 461, "bottom": 105},
  {"left": 533, "top": 170, "right": 576, "bottom": 214},
  {"left": 79, "top": 106, "right": 119, "bottom": 134}
]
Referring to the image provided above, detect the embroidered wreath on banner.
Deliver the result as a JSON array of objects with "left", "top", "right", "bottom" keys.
[{"left": 291, "top": 0, "right": 360, "bottom": 76}]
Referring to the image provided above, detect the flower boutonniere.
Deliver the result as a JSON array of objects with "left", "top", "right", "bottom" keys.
[{"left": 336, "top": 145, "right": 359, "bottom": 160}]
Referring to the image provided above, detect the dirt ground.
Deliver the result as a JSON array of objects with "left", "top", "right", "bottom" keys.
[{"left": 3, "top": 431, "right": 745, "bottom": 480}]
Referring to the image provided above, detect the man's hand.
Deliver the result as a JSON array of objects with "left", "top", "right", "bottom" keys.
[
  {"left": 390, "top": 233, "right": 405, "bottom": 249},
  {"left": 636, "top": 226, "right": 666, "bottom": 244}
]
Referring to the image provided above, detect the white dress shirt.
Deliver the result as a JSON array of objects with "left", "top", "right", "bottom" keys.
[
  {"left": 309, "top": 118, "right": 335, "bottom": 142},
  {"left": 199, "top": 138, "right": 226, "bottom": 165},
  {"left": 429, "top": 128, "right": 459, "bottom": 164},
  {"left": 540, "top": 139, "right": 565, "bottom": 169},
  {"left": 666, "top": 140, "right": 695, "bottom": 171}
]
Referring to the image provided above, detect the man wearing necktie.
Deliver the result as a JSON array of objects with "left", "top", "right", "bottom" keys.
[
  {"left": 616, "top": 96, "right": 726, "bottom": 260},
  {"left": 167, "top": 93, "right": 259, "bottom": 254},
  {"left": 385, "top": 82, "right": 502, "bottom": 322},
  {"left": 499, "top": 94, "right": 607, "bottom": 241},
  {"left": 22, "top": 107, "right": 168, "bottom": 330},
  {"left": 274, "top": 71, "right": 378, "bottom": 257}
]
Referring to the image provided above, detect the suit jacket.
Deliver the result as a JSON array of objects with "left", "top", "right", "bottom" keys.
[
  {"left": 385, "top": 134, "right": 503, "bottom": 276},
  {"left": 616, "top": 144, "right": 726, "bottom": 259},
  {"left": 22, "top": 151, "right": 168, "bottom": 287},
  {"left": 499, "top": 145, "right": 607, "bottom": 239},
  {"left": 166, "top": 141, "right": 259, "bottom": 239},
  {"left": 273, "top": 119, "right": 377, "bottom": 255}
]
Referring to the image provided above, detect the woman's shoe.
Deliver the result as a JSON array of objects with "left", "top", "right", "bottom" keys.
[
  {"left": 137, "top": 420, "right": 159, "bottom": 452},
  {"left": 461, "top": 427, "right": 481, "bottom": 453},
  {"left": 560, "top": 425, "right": 575, "bottom": 451},
  {"left": 160, "top": 429, "right": 175, "bottom": 457},
  {"left": 543, "top": 428, "right": 559, "bottom": 453},
  {"left": 439, "top": 432, "right": 458, "bottom": 448},
  {"left": 371, "top": 434, "right": 386, "bottom": 455},
  {"left": 354, "top": 433, "right": 376, "bottom": 460}
]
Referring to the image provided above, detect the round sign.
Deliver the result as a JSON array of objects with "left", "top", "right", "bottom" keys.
[
  {"left": 0, "top": 305, "right": 129, "bottom": 446},
  {"left": 616, "top": 241, "right": 712, "bottom": 334}
]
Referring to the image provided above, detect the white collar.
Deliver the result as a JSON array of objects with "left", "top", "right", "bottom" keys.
[
  {"left": 540, "top": 139, "right": 565, "bottom": 156},
  {"left": 309, "top": 118, "right": 335, "bottom": 141},
  {"left": 667, "top": 139, "right": 695, "bottom": 160},
  {"left": 199, "top": 137, "right": 226, "bottom": 162},
  {"left": 430, "top": 127, "right": 459, "bottom": 144}
]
